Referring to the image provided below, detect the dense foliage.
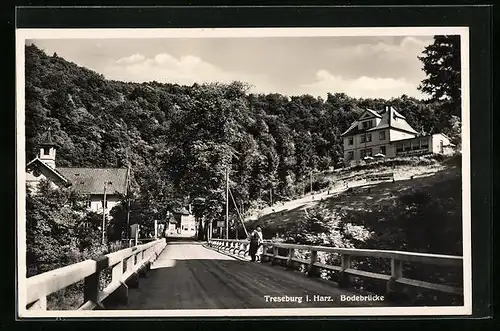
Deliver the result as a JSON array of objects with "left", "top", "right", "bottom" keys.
[
  {"left": 26, "top": 180, "right": 110, "bottom": 277},
  {"left": 418, "top": 35, "right": 461, "bottom": 118},
  {"left": 25, "top": 41, "right": 460, "bottom": 241}
]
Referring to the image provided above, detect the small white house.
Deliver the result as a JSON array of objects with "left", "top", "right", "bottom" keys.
[
  {"left": 25, "top": 129, "right": 129, "bottom": 220},
  {"left": 165, "top": 207, "right": 197, "bottom": 238}
]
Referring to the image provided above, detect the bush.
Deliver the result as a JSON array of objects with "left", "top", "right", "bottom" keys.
[
  {"left": 26, "top": 180, "right": 125, "bottom": 309},
  {"left": 312, "top": 178, "right": 330, "bottom": 192}
]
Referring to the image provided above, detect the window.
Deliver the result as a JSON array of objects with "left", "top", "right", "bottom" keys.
[
  {"left": 366, "top": 133, "right": 372, "bottom": 142},
  {"left": 360, "top": 148, "right": 372, "bottom": 158},
  {"left": 362, "top": 120, "right": 373, "bottom": 129},
  {"left": 360, "top": 134, "right": 366, "bottom": 143},
  {"left": 348, "top": 137, "right": 353, "bottom": 145},
  {"left": 347, "top": 151, "right": 354, "bottom": 160},
  {"left": 403, "top": 142, "right": 411, "bottom": 152},
  {"left": 396, "top": 143, "right": 403, "bottom": 153},
  {"left": 86, "top": 200, "right": 91, "bottom": 208},
  {"left": 379, "top": 131, "right": 386, "bottom": 140},
  {"left": 380, "top": 146, "right": 386, "bottom": 155},
  {"left": 43, "top": 147, "right": 50, "bottom": 155}
]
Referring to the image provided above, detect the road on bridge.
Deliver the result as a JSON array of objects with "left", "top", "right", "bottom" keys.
[{"left": 110, "top": 242, "right": 389, "bottom": 310}]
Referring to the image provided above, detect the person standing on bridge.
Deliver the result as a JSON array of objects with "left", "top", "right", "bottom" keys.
[{"left": 248, "top": 226, "right": 263, "bottom": 262}]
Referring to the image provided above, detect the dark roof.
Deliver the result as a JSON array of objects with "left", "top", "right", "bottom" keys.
[
  {"left": 173, "top": 207, "right": 190, "bottom": 215},
  {"left": 369, "top": 107, "right": 417, "bottom": 134},
  {"left": 39, "top": 129, "right": 57, "bottom": 147},
  {"left": 57, "top": 167, "right": 128, "bottom": 195},
  {"left": 26, "top": 158, "right": 71, "bottom": 186},
  {"left": 340, "top": 124, "right": 368, "bottom": 137},
  {"left": 341, "top": 106, "right": 417, "bottom": 137},
  {"left": 362, "top": 108, "right": 382, "bottom": 119}
]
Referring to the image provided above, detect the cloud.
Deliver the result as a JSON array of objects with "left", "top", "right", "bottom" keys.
[
  {"left": 105, "top": 52, "right": 270, "bottom": 88},
  {"left": 115, "top": 54, "right": 146, "bottom": 64},
  {"left": 319, "top": 36, "right": 432, "bottom": 84},
  {"left": 298, "top": 69, "right": 427, "bottom": 99},
  {"left": 345, "top": 36, "right": 431, "bottom": 59},
  {"left": 102, "top": 36, "right": 432, "bottom": 99}
]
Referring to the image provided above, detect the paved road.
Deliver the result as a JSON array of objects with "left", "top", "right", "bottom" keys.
[{"left": 111, "top": 242, "right": 389, "bottom": 310}]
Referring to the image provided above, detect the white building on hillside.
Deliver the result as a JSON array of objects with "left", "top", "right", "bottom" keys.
[{"left": 341, "top": 106, "right": 455, "bottom": 166}]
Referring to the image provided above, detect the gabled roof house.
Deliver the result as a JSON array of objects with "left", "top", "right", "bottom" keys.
[
  {"left": 25, "top": 129, "right": 129, "bottom": 218},
  {"left": 341, "top": 105, "right": 455, "bottom": 166}
]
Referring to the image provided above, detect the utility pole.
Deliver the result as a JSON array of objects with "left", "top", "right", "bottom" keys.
[
  {"left": 310, "top": 171, "right": 313, "bottom": 194},
  {"left": 229, "top": 186, "right": 249, "bottom": 238},
  {"left": 126, "top": 198, "right": 131, "bottom": 240},
  {"left": 225, "top": 166, "right": 229, "bottom": 239},
  {"left": 208, "top": 219, "right": 212, "bottom": 241},
  {"left": 125, "top": 142, "right": 131, "bottom": 241},
  {"left": 101, "top": 182, "right": 107, "bottom": 245}
]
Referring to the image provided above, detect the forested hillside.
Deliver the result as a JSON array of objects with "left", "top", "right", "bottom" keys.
[{"left": 25, "top": 43, "right": 460, "bottom": 239}]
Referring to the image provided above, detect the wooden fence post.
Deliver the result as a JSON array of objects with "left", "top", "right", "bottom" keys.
[
  {"left": 83, "top": 255, "right": 108, "bottom": 309},
  {"left": 125, "top": 249, "right": 139, "bottom": 289},
  {"left": 386, "top": 258, "right": 403, "bottom": 299},
  {"left": 104, "top": 259, "right": 129, "bottom": 306},
  {"left": 138, "top": 249, "right": 148, "bottom": 278},
  {"left": 338, "top": 254, "right": 351, "bottom": 287},
  {"left": 243, "top": 243, "right": 249, "bottom": 257},
  {"left": 307, "top": 250, "right": 319, "bottom": 277},
  {"left": 286, "top": 248, "right": 295, "bottom": 269},
  {"left": 271, "top": 245, "right": 279, "bottom": 265}
]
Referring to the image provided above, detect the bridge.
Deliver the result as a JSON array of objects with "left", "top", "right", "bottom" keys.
[{"left": 23, "top": 238, "right": 463, "bottom": 313}]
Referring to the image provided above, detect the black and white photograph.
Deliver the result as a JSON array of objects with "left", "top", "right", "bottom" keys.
[{"left": 16, "top": 26, "right": 471, "bottom": 317}]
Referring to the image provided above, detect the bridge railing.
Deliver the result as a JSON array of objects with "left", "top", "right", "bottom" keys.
[
  {"left": 208, "top": 239, "right": 463, "bottom": 297},
  {"left": 25, "top": 238, "right": 167, "bottom": 311},
  {"left": 207, "top": 238, "right": 273, "bottom": 257}
]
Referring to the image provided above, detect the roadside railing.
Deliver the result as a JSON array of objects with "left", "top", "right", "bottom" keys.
[
  {"left": 207, "top": 238, "right": 270, "bottom": 257},
  {"left": 26, "top": 238, "right": 167, "bottom": 311},
  {"left": 208, "top": 239, "right": 463, "bottom": 298}
]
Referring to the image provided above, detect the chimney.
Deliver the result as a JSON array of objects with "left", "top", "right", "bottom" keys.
[{"left": 387, "top": 105, "right": 392, "bottom": 127}]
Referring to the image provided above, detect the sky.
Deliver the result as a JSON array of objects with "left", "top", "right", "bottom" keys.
[{"left": 27, "top": 35, "right": 434, "bottom": 100}]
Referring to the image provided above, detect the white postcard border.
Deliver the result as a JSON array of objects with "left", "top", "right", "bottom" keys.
[{"left": 16, "top": 26, "right": 471, "bottom": 318}]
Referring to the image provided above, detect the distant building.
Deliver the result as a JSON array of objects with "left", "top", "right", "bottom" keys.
[
  {"left": 341, "top": 106, "right": 455, "bottom": 166},
  {"left": 25, "top": 129, "right": 129, "bottom": 219},
  {"left": 165, "top": 206, "right": 197, "bottom": 238}
]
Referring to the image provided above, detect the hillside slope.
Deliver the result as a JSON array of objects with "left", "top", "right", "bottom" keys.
[{"left": 247, "top": 161, "right": 462, "bottom": 256}]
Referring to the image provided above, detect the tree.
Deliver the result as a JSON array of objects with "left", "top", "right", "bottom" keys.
[
  {"left": 26, "top": 180, "right": 105, "bottom": 277},
  {"left": 418, "top": 35, "right": 461, "bottom": 117}
]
